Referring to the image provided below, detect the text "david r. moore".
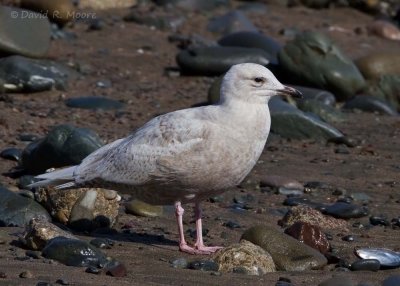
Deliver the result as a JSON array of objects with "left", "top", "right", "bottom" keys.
[{"left": 13, "top": 10, "right": 96, "bottom": 19}]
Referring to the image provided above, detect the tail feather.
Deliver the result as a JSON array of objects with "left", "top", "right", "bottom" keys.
[{"left": 28, "top": 166, "right": 77, "bottom": 189}]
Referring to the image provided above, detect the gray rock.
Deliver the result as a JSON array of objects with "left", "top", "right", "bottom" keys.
[
  {"left": 278, "top": 31, "right": 366, "bottom": 101},
  {"left": 207, "top": 10, "right": 258, "bottom": 35},
  {"left": 177, "top": 46, "right": 269, "bottom": 76},
  {"left": 297, "top": 99, "right": 345, "bottom": 123},
  {"left": 218, "top": 31, "right": 281, "bottom": 65},
  {"left": 241, "top": 225, "right": 327, "bottom": 271},
  {"left": 323, "top": 202, "right": 369, "bottom": 219},
  {"left": 364, "top": 75, "right": 400, "bottom": 111},
  {"left": 21, "top": 125, "right": 103, "bottom": 175},
  {"left": 355, "top": 52, "right": 400, "bottom": 81},
  {"left": 0, "top": 185, "right": 50, "bottom": 227},
  {"left": 343, "top": 95, "right": 398, "bottom": 115},
  {"left": 42, "top": 237, "right": 109, "bottom": 267},
  {"left": 269, "top": 97, "right": 344, "bottom": 140},
  {"left": 0, "top": 6, "right": 50, "bottom": 57},
  {"left": 0, "top": 56, "right": 76, "bottom": 93},
  {"left": 65, "top": 96, "right": 125, "bottom": 110},
  {"left": 350, "top": 259, "right": 380, "bottom": 271},
  {"left": 290, "top": 85, "right": 336, "bottom": 106}
]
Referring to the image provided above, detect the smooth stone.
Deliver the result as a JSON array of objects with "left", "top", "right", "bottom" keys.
[
  {"left": 364, "top": 75, "right": 400, "bottom": 110},
  {"left": 214, "top": 240, "right": 276, "bottom": 275},
  {"left": 207, "top": 10, "right": 258, "bottom": 35},
  {"left": 22, "top": 218, "right": 77, "bottom": 250},
  {"left": 154, "top": 0, "right": 230, "bottom": 11},
  {"left": 125, "top": 199, "right": 164, "bottom": 217},
  {"left": 319, "top": 276, "right": 354, "bottom": 286},
  {"left": 355, "top": 52, "right": 400, "bottom": 81},
  {"left": 21, "top": 124, "right": 103, "bottom": 174},
  {"left": 241, "top": 225, "right": 327, "bottom": 271},
  {"left": 290, "top": 85, "right": 336, "bottom": 106},
  {"left": 278, "top": 205, "right": 349, "bottom": 231},
  {"left": 367, "top": 20, "right": 400, "bottom": 41},
  {"left": 269, "top": 97, "right": 344, "bottom": 141},
  {"left": 260, "top": 175, "right": 304, "bottom": 191},
  {"left": 177, "top": 46, "right": 269, "bottom": 76},
  {"left": 65, "top": 96, "right": 124, "bottom": 110},
  {"left": 105, "top": 261, "right": 127, "bottom": 277},
  {"left": 0, "top": 6, "right": 50, "bottom": 57},
  {"left": 350, "top": 259, "right": 380, "bottom": 271},
  {"left": 187, "top": 260, "right": 219, "bottom": 271},
  {"left": 278, "top": 31, "right": 366, "bottom": 101},
  {"left": 283, "top": 197, "right": 327, "bottom": 210},
  {"left": 383, "top": 275, "right": 400, "bottom": 286},
  {"left": 323, "top": 202, "right": 369, "bottom": 219},
  {"left": 20, "top": 0, "right": 75, "bottom": 25},
  {"left": 0, "top": 56, "right": 76, "bottom": 93},
  {"left": 218, "top": 31, "right": 281, "bottom": 65},
  {"left": 18, "top": 175, "right": 37, "bottom": 189},
  {"left": 79, "top": 0, "right": 138, "bottom": 9},
  {"left": 36, "top": 187, "right": 119, "bottom": 230},
  {"left": 342, "top": 235, "right": 355, "bottom": 242},
  {"left": 0, "top": 147, "right": 21, "bottom": 162},
  {"left": 355, "top": 248, "right": 400, "bottom": 267},
  {"left": 297, "top": 99, "right": 345, "bottom": 123},
  {"left": 42, "top": 237, "right": 108, "bottom": 267},
  {"left": 343, "top": 95, "right": 398, "bottom": 115},
  {"left": 0, "top": 185, "right": 50, "bottom": 227},
  {"left": 370, "top": 216, "right": 390, "bottom": 226},
  {"left": 284, "top": 222, "right": 330, "bottom": 254}
]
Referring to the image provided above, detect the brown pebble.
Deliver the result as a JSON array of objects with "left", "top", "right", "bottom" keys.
[
  {"left": 367, "top": 20, "right": 400, "bottom": 41},
  {"left": 105, "top": 263, "right": 127, "bottom": 277},
  {"left": 0, "top": 271, "right": 6, "bottom": 278},
  {"left": 19, "top": 270, "right": 33, "bottom": 278}
]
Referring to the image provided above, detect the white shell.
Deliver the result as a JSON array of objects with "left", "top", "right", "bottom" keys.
[{"left": 355, "top": 248, "right": 400, "bottom": 267}]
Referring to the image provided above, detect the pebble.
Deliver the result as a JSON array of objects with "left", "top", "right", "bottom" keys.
[
  {"left": 65, "top": 96, "right": 124, "bottom": 110},
  {"left": 0, "top": 56, "right": 76, "bottom": 93},
  {"left": 260, "top": 175, "right": 304, "bottom": 191},
  {"left": 343, "top": 95, "right": 398, "bottom": 116},
  {"left": 0, "top": 6, "right": 50, "bottom": 57},
  {"left": 85, "top": 266, "right": 101, "bottom": 274},
  {"left": 367, "top": 20, "right": 400, "bottom": 41},
  {"left": 342, "top": 235, "right": 355, "bottom": 242},
  {"left": 269, "top": 97, "right": 344, "bottom": 141},
  {"left": 154, "top": 0, "right": 229, "bottom": 11},
  {"left": 350, "top": 259, "right": 380, "bottom": 271},
  {"left": 176, "top": 46, "right": 270, "bottom": 76},
  {"left": 297, "top": 99, "right": 345, "bottom": 124},
  {"left": 214, "top": 240, "right": 276, "bottom": 275},
  {"left": 323, "top": 202, "right": 369, "bottom": 219},
  {"left": 187, "top": 260, "right": 219, "bottom": 271},
  {"left": 207, "top": 10, "right": 258, "bottom": 35},
  {"left": 242, "top": 225, "right": 327, "bottom": 271},
  {"left": 355, "top": 52, "right": 400, "bottom": 81},
  {"left": 284, "top": 222, "right": 330, "bottom": 254},
  {"left": 370, "top": 215, "right": 390, "bottom": 226},
  {"left": 0, "top": 185, "right": 50, "bottom": 227},
  {"left": 0, "top": 147, "right": 21, "bottom": 162},
  {"left": 105, "top": 261, "right": 127, "bottom": 277},
  {"left": 291, "top": 86, "right": 336, "bottom": 106},
  {"left": 21, "top": 125, "right": 103, "bottom": 174},
  {"left": 125, "top": 199, "right": 164, "bottom": 217},
  {"left": 42, "top": 237, "right": 109, "bottom": 267},
  {"left": 218, "top": 31, "right": 281, "bottom": 65},
  {"left": 278, "top": 31, "right": 365, "bottom": 101},
  {"left": 55, "top": 278, "right": 69, "bottom": 285},
  {"left": 19, "top": 270, "right": 33, "bottom": 278},
  {"left": 223, "top": 221, "right": 241, "bottom": 229}
]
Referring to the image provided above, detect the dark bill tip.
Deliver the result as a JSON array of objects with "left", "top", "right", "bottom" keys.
[{"left": 278, "top": 86, "right": 303, "bottom": 99}]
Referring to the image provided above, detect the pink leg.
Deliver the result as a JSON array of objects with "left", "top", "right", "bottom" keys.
[
  {"left": 194, "top": 202, "right": 223, "bottom": 254},
  {"left": 175, "top": 201, "right": 199, "bottom": 254}
]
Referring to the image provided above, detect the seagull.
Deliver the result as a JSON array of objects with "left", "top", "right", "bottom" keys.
[{"left": 29, "top": 63, "right": 302, "bottom": 255}]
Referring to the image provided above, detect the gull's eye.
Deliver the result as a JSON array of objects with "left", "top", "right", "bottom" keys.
[{"left": 254, "top": 77, "right": 266, "bottom": 85}]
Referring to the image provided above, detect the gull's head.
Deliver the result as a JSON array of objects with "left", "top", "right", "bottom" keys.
[{"left": 220, "top": 63, "right": 302, "bottom": 104}]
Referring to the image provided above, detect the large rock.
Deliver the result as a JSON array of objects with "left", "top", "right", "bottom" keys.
[
  {"left": 364, "top": 75, "right": 400, "bottom": 110},
  {"left": 241, "top": 225, "right": 327, "bottom": 271},
  {"left": 21, "top": 125, "right": 103, "bottom": 174},
  {"left": 0, "top": 6, "right": 50, "bottom": 57},
  {"left": 0, "top": 185, "right": 50, "bottom": 227},
  {"left": 343, "top": 95, "right": 398, "bottom": 116},
  {"left": 355, "top": 52, "right": 400, "bottom": 81},
  {"left": 0, "top": 55, "right": 76, "bottom": 93},
  {"left": 213, "top": 240, "right": 276, "bottom": 275},
  {"left": 269, "top": 97, "right": 344, "bottom": 140},
  {"left": 36, "top": 187, "right": 120, "bottom": 231},
  {"left": 177, "top": 46, "right": 269, "bottom": 76},
  {"left": 218, "top": 31, "right": 281, "bottom": 65},
  {"left": 278, "top": 31, "right": 366, "bottom": 101},
  {"left": 297, "top": 99, "right": 345, "bottom": 123}
]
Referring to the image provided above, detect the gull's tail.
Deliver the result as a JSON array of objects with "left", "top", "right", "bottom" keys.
[{"left": 28, "top": 166, "right": 77, "bottom": 189}]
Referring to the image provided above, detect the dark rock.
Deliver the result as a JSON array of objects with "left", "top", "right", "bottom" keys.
[
  {"left": 297, "top": 99, "right": 345, "bottom": 123},
  {"left": 55, "top": 278, "right": 69, "bottom": 285},
  {"left": 364, "top": 75, "right": 400, "bottom": 110},
  {"left": 342, "top": 235, "right": 355, "bottom": 242},
  {"left": 323, "top": 202, "right": 369, "bottom": 219},
  {"left": 283, "top": 197, "right": 327, "bottom": 210},
  {"left": 19, "top": 270, "right": 33, "bottom": 278},
  {"left": 85, "top": 266, "right": 101, "bottom": 274},
  {"left": 21, "top": 124, "right": 103, "bottom": 175},
  {"left": 0, "top": 147, "right": 21, "bottom": 162},
  {"left": 0, "top": 56, "right": 76, "bottom": 93},
  {"left": 90, "top": 238, "right": 114, "bottom": 249},
  {"left": 65, "top": 96, "right": 125, "bottom": 110},
  {"left": 19, "top": 134, "right": 40, "bottom": 142},
  {"left": 18, "top": 175, "right": 37, "bottom": 189},
  {"left": 284, "top": 222, "right": 330, "bottom": 254},
  {"left": 223, "top": 221, "right": 241, "bottom": 229},
  {"left": 42, "top": 237, "right": 109, "bottom": 267},
  {"left": 218, "top": 31, "right": 281, "bottom": 65},
  {"left": 242, "top": 225, "right": 327, "bottom": 271},
  {"left": 177, "top": 46, "right": 270, "bottom": 76},
  {"left": 343, "top": 95, "right": 398, "bottom": 116},
  {"left": 0, "top": 185, "right": 50, "bottom": 227},
  {"left": 298, "top": 0, "right": 331, "bottom": 8},
  {"left": 369, "top": 215, "right": 390, "bottom": 226},
  {"left": 278, "top": 31, "right": 366, "bottom": 101},
  {"left": 207, "top": 10, "right": 258, "bottom": 35},
  {"left": 350, "top": 259, "right": 380, "bottom": 271},
  {"left": 0, "top": 6, "right": 50, "bottom": 57},
  {"left": 291, "top": 85, "right": 336, "bottom": 106},
  {"left": 269, "top": 97, "right": 344, "bottom": 141},
  {"left": 187, "top": 260, "right": 219, "bottom": 271}
]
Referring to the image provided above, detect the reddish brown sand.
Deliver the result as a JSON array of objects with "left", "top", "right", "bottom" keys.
[{"left": 0, "top": 4, "right": 399, "bottom": 285}]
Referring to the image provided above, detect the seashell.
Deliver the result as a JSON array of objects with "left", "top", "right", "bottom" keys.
[{"left": 355, "top": 248, "right": 400, "bottom": 267}]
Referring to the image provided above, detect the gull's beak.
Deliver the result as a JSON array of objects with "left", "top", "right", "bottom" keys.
[{"left": 277, "top": 86, "right": 303, "bottom": 98}]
